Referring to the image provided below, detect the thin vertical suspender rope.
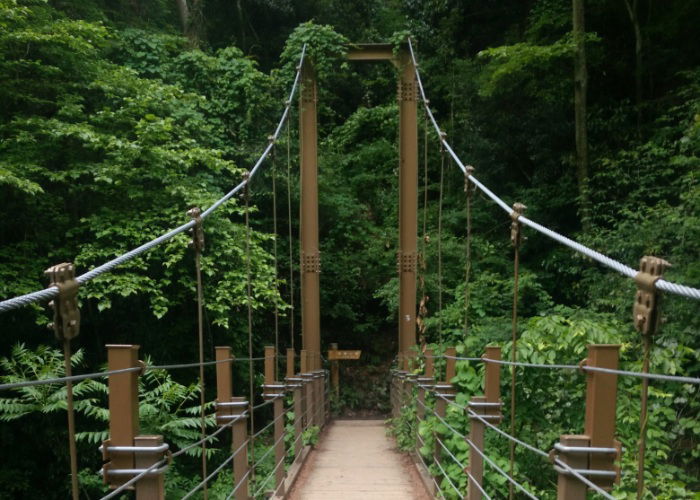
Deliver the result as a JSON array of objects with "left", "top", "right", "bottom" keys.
[
  {"left": 437, "top": 144, "right": 445, "bottom": 344},
  {"left": 464, "top": 171, "right": 473, "bottom": 337},
  {"left": 62, "top": 339, "right": 79, "bottom": 500},
  {"left": 638, "top": 305, "right": 658, "bottom": 499},
  {"left": 271, "top": 146, "right": 280, "bottom": 376},
  {"left": 509, "top": 225, "right": 522, "bottom": 500},
  {"left": 244, "top": 175, "right": 256, "bottom": 483},
  {"left": 286, "top": 120, "right": 295, "bottom": 352},
  {"left": 194, "top": 238, "right": 208, "bottom": 499},
  {"left": 419, "top": 106, "right": 430, "bottom": 347}
]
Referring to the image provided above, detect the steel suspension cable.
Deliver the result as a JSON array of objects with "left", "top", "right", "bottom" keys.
[
  {"left": 0, "top": 44, "right": 308, "bottom": 314},
  {"left": 404, "top": 38, "right": 700, "bottom": 301}
]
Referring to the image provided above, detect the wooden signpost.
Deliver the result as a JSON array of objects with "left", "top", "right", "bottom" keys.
[{"left": 328, "top": 344, "right": 362, "bottom": 398}]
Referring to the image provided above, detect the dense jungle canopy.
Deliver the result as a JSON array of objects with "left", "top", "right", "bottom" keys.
[{"left": 0, "top": 0, "right": 698, "bottom": 498}]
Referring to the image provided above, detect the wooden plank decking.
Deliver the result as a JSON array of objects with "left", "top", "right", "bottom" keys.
[{"left": 287, "top": 419, "right": 431, "bottom": 500}]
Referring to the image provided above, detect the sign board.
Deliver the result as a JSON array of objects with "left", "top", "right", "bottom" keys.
[{"left": 328, "top": 350, "right": 361, "bottom": 361}]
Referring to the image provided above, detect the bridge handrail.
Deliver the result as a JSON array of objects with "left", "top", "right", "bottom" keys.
[
  {"left": 0, "top": 44, "right": 307, "bottom": 315},
  {"left": 0, "top": 355, "right": 273, "bottom": 391},
  {"left": 406, "top": 38, "right": 700, "bottom": 302},
  {"left": 428, "top": 354, "right": 700, "bottom": 385}
]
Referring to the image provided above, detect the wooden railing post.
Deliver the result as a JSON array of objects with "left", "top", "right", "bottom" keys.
[
  {"left": 215, "top": 347, "right": 234, "bottom": 425},
  {"left": 554, "top": 344, "right": 621, "bottom": 500},
  {"left": 134, "top": 435, "right": 165, "bottom": 500},
  {"left": 468, "top": 395, "right": 486, "bottom": 500},
  {"left": 231, "top": 396, "right": 250, "bottom": 499},
  {"left": 263, "top": 346, "right": 286, "bottom": 496},
  {"left": 484, "top": 346, "right": 502, "bottom": 421},
  {"left": 101, "top": 345, "right": 167, "bottom": 499},
  {"left": 103, "top": 344, "right": 140, "bottom": 489},
  {"left": 468, "top": 347, "right": 502, "bottom": 500}
]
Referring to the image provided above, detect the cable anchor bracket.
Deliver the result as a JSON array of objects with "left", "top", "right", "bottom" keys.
[
  {"left": 45, "top": 262, "right": 80, "bottom": 341},
  {"left": 633, "top": 256, "right": 671, "bottom": 335},
  {"left": 187, "top": 207, "right": 205, "bottom": 253},
  {"left": 510, "top": 203, "right": 527, "bottom": 247}
]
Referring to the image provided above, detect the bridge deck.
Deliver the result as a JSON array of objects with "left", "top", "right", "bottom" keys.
[{"left": 288, "top": 419, "right": 430, "bottom": 500}]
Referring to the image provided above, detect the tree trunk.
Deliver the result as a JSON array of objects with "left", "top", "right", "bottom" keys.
[
  {"left": 623, "top": 0, "right": 643, "bottom": 134},
  {"left": 572, "top": 0, "right": 591, "bottom": 229},
  {"left": 175, "top": 0, "right": 189, "bottom": 34},
  {"left": 175, "top": 0, "right": 202, "bottom": 48}
]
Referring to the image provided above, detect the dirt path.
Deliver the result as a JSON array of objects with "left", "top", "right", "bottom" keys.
[{"left": 286, "top": 419, "right": 431, "bottom": 500}]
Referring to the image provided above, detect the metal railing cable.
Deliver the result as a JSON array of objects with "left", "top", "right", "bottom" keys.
[
  {"left": 250, "top": 430, "right": 286, "bottom": 480},
  {"left": 465, "top": 437, "right": 539, "bottom": 500},
  {"left": 405, "top": 38, "right": 700, "bottom": 301},
  {"left": 481, "top": 356, "right": 700, "bottom": 384},
  {"left": 252, "top": 398, "right": 275, "bottom": 411},
  {"left": 100, "top": 457, "right": 169, "bottom": 500},
  {"left": 413, "top": 438, "right": 449, "bottom": 500},
  {"left": 582, "top": 365, "right": 700, "bottom": 384},
  {"left": 172, "top": 414, "right": 246, "bottom": 459},
  {"left": 415, "top": 395, "right": 465, "bottom": 439},
  {"left": 433, "top": 445, "right": 463, "bottom": 498},
  {"left": 467, "top": 469, "right": 493, "bottom": 500},
  {"left": 428, "top": 391, "right": 549, "bottom": 460},
  {"left": 481, "top": 358, "right": 579, "bottom": 372},
  {"left": 553, "top": 457, "right": 615, "bottom": 500},
  {"left": 148, "top": 356, "right": 270, "bottom": 371},
  {"left": 253, "top": 453, "right": 286, "bottom": 497},
  {"left": 426, "top": 389, "right": 616, "bottom": 499},
  {"left": 226, "top": 467, "right": 252, "bottom": 500},
  {"left": 0, "top": 357, "right": 274, "bottom": 392},
  {"left": 251, "top": 405, "right": 286, "bottom": 439},
  {"left": 181, "top": 438, "right": 250, "bottom": 500},
  {"left": 444, "top": 355, "right": 482, "bottom": 362},
  {"left": 0, "top": 366, "right": 142, "bottom": 391},
  {"left": 437, "top": 436, "right": 466, "bottom": 470},
  {"left": 0, "top": 44, "right": 307, "bottom": 314}
]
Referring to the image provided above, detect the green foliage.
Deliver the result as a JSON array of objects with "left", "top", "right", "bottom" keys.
[
  {"left": 302, "top": 425, "right": 321, "bottom": 447},
  {"left": 1, "top": 0, "right": 700, "bottom": 497},
  {"left": 387, "top": 396, "right": 416, "bottom": 451},
  {"left": 280, "top": 21, "right": 349, "bottom": 80},
  {"left": 0, "top": 344, "right": 103, "bottom": 421},
  {"left": 0, "top": 345, "right": 216, "bottom": 455}
]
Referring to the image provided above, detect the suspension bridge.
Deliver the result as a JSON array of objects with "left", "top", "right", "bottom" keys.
[{"left": 0, "top": 40, "right": 699, "bottom": 500}]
